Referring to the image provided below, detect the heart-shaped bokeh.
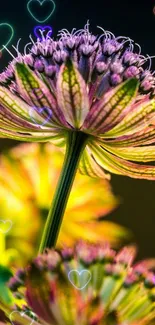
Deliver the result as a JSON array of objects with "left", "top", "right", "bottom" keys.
[
  {"left": 0, "top": 220, "right": 13, "bottom": 233},
  {"left": 29, "top": 106, "right": 52, "bottom": 126},
  {"left": 0, "top": 23, "right": 14, "bottom": 52},
  {"left": 27, "top": 0, "right": 56, "bottom": 23},
  {"left": 10, "top": 311, "right": 35, "bottom": 325},
  {"left": 34, "top": 25, "right": 53, "bottom": 40},
  {"left": 68, "top": 269, "right": 91, "bottom": 290}
]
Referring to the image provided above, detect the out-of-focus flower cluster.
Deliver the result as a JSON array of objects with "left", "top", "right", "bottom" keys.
[
  {"left": 2, "top": 242, "right": 155, "bottom": 325},
  {"left": 0, "top": 143, "right": 128, "bottom": 267}
]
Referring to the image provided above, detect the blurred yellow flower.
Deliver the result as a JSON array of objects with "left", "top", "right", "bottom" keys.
[{"left": 0, "top": 143, "right": 128, "bottom": 266}]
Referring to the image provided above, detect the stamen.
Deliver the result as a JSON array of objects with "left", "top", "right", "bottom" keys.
[
  {"left": 24, "top": 42, "right": 32, "bottom": 55},
  {"left": 46, "top": 30, "right": 53, "bottom": 40},
  {"left": 121, "top": 37, "right": 134, "bottom": 48},
  {"left": 2, "top": 45, "right": 16, "bottom": 59},
  {"left": 129, "top": 43, "right": 134, "bottom": 52},
  {"left": 71, "top": 28, "right": 76, "bottom": 35},
  {"left": 12, "top": 38, "right": 22, "bottom": 56},
  {"left": 116, "top": 36, "right": 131, "bottom": 41},
  {"left": 135, "top": 42, "right": 142, "bottom": 54},
  {"left": 29, "top": 34, "right": 36, "bottom": 46},
  {"left": 105, "top": 30, "right": 115, "bottom": 39},
  {"left": 97, "top": 26, "right": 108, "bottom": 41},
  {"left": 57, "top": 29, "right": 71, "bottom": 39},
  {"left": 76, "top": 30, "right": 87, "bottom": 36},
  {"left": 39, "top": 29, "right": 46, "bottom": 41},
  {"left": 74, "top": 29, "right": 85, "bottom": 36},
  {"left": 146, "top": 54, "right": 152, "bottom": 71},
  {"left": 141, "top": 55, "right": 155, "bottom": 70},
  {"left": 84, "top": 20, "right": 90, "bottom": 34}
]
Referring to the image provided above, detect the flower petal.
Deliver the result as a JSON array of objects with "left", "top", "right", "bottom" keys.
[
  {"left": 104, "top": 97, "right": 155, "bottom": 137},
  {"left": 0, "top": 109, "right": 34, "bottom": 131},
  {"left": 15, "top": 63, "right": 66, "bottom": 126},
  {"left": 89, "top": 141, "right": 155, "bottom": 180},
  {"left": 0, "top": 126, "right": 65, "bottom": 144},
  {"left": 57, "top": 59, "right": 89, "bottom": 128},
  {"left": 79, "top": 146, "right": 110, "bottom": 179},
  {"left": 0, "top": 86, "right": 59, "bottom": 129},
  {"left": 0, "top": 86, "right": 34, "bottom": 121},
  {"left": 104, "top": 126, "right": 155, "bottom": 147},
  {"left": 83, "top": 78, "right": 138, "bottom": 133},
  {"left": 0, "top": 103, "right": 55, "bottom": 133},
  {"left": 102, "top": 143, "right": 155, "bottom": 162}
]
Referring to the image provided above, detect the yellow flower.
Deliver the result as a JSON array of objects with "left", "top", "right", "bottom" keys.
[{"left": 0, "top": 143, "right": 128, "bottom": 266}]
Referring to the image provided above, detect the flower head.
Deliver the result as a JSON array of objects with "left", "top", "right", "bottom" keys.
[
  {"left": 0, "top": 23, "right": 155, "bottom": 179},
  {"left": 3, "top": 242, "right": 155, "bottom": 325},
  {"left": 0, "top": 142, "right": 128, "bottom": 267}
]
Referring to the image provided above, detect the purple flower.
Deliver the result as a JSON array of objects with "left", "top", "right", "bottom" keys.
[{"left": 0, "top": 23, "right": 155, "bottom": 180}]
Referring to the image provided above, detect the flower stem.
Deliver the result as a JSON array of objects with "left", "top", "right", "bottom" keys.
[{"left": 39, "top": 131, "right": 88, "bottom": 252}]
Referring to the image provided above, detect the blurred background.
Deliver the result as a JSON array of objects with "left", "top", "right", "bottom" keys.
[{"left": 0, "top": 0, "right": 155, "bottom": 261}]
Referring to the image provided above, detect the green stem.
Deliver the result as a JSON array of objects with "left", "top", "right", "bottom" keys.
[{"left": 39, "top": 131, "right": 88, "bottom": 252}]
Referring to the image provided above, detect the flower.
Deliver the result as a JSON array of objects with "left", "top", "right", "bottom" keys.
[
  {"left": 0, "top": 22, "right": 155, "bottom": 180},
  {"left": 2, "top": 241, "right": 155, "bottom": 325},
  {"left": 0, "top": 142, "right": 129, "bottom": 267}
]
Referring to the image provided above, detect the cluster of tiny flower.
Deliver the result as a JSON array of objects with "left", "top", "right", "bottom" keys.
[{"left": 0, "top": 22, "right": 155, "bottom": 99}]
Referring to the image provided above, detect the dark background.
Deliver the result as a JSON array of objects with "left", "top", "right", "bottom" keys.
[{"left": 0, "top": 0, "right": 155, "bottom": 260}]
